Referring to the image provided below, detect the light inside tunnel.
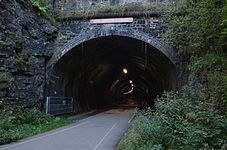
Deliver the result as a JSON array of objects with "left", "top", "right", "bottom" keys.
[
  {"left": 123, "top": 87, "right": 134, "bottom": 95},
  {"left": 49, "top": 36, "right": 176, "bottom": 112},
  {"left": 123, "top": 68, "right": 128, "bottom": 74}
]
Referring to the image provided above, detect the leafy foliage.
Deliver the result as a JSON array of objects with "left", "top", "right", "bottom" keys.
[
  {"left": 220, "top": 0, "right": 227, "bottom": 47},
  {"left": 189, "top": 53, "right": 227, "bottom": 112},
  {"left": 163, "top": 0, "right": 227, "bottom": 114},
  {"left": 118, "top": 1, "right": 227, "bottom": 149},
  {"left": 29, "top": 0, "right": 54, "bottom": 20},
  {"left": 0, "top": 108, "right": 72, "bottom": 145},
  {"left": 207, "top": 72, "right": 227, "bottom": 112},
  {"left": 117, "top": 90, "right": 227, "bottom": 150},
  {"left": 189, "top": 53, "right": 227, "bottom": 74},
  {"left": 163, "top": 0, "right": 226, "bottom": 56}
]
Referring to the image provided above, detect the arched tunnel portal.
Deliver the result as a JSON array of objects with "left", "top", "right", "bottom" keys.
[{"left": 48, "top": 36, "right": 177, "bottom": 112}]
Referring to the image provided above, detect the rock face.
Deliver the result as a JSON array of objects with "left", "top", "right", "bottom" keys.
[{"left": 0, "top": 0, "right": 57, "bottom": 108}]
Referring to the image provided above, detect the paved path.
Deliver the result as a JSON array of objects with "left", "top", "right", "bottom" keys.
[{"left": 0, "top": 108, "right": 136, "bottom": 150}]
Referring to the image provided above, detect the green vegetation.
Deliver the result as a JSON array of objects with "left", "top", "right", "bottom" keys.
[
  {"left": 0, "top": 108, "right": 73, "bottom": 145},
  {"left": 163, "top": 0, "right": 226, "bottom": 55},
  {"left": 163, "top": 0, "right": 227, "bottom": 114},
  {"left": 28, "top": 1, "right": 164, "bottom": 19},
  {"left": 9, "top": 54, "right": 34, "bottom": 66},
  {"left": 62, "top": 2, "right": 164, "bottom": 16},
  {"left": 117, "top": 86, "right": 227, "bottom": 150},
  {"left": 29, "top": 0, "right": 55, "bottom": 20},
  {"left": 189, "top": 53, "right": 227, "bottom": 113},
  {"left": 0, "top": 98, "right": 5, "bottom": 107},
  {"left": 117, "top": 0, "right": 227, "bottom": 149},
  {"left": 0, "top": 74, "right": 9, "bottom": 82}
]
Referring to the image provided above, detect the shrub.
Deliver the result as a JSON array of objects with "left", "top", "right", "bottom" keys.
[
  {"left": 117, "top": 91, "right": 227, "bottom": 150},
  {"left": 163, "top": 0, "right": 226, "bottom": 56},
  {"left": 188, "top": 53, "right": 227, "bottom": 114},
  {"left": 0, "top": 108, "right": 72, "bottom": 145},
  {"left": 163, "top": 0, "right": 227, "bottom": 114},
  {"left": 189, "top": 53, "right": 227, "bottom": 75},
  {"left": 29, "top": 0, "right": 53, "bottom": 20},
  {"left": 207, "top": 72, "right": 227, "bottom": 113}
]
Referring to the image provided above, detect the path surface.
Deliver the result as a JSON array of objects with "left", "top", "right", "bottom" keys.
[{"left": 0, "top": 108, "right": 136, "bottom": 150}]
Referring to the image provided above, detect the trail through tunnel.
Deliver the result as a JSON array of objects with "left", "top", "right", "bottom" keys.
[{"left": 49, "top": 36, "right": 176, "bottom": 112}]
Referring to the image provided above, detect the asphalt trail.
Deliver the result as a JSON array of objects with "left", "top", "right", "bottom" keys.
[{"left": 0, "top": 108, "right": 135, "bottom": 150}]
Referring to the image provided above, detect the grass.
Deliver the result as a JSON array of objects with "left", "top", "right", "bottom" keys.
[
  {"left": 61, "top": 2, "right": 165, "bottom": 17},
  {"left": 0, "top": 108, "right": 73, "bottom": 145}
]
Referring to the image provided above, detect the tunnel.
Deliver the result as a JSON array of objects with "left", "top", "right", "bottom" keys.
[{"left": 48, "top": 36, "right": 176, "bottom": 112}]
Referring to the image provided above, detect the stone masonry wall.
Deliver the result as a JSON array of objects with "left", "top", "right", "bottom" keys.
[
  {"left": 57, "top": 17, "right": 163, "bottom": 48},
  {"left": 0, "top": 0, "right": 57, "bottom": 108},
  {"left": 47, "top": 14, "right": 178, "bottom": 75},
  {"left": 54, "top": 0, "right": 172, "bottom": 14}
]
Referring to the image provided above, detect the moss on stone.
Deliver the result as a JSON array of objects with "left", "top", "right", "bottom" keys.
[
  {"left": 0, "top": 74, "right": 10, "bottom": 83},
  {"left": 62, "top": 2, "right": 164, "bottom": 16}
]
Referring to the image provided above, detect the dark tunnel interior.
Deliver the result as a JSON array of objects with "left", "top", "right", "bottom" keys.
[{"left": 49, "top": 36, "right": 176, "bottom": 112}]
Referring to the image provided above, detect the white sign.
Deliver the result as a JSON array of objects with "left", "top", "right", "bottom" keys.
[{"left": 90, "top": 17, "right": 133, "bottom": 24}]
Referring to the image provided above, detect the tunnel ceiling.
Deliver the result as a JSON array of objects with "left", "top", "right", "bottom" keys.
[{"left": 51, "top": 36, "right": 176, "bottom": 111}]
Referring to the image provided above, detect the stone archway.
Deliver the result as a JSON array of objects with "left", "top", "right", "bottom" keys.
[
  {"left": 46, "top": 27, "right": 178, "bottom": 112},
  {"left": 48, "top": 25, "right": 177, "bottom": 69}
]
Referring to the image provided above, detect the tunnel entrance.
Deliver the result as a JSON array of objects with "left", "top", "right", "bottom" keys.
[{"left": 48, "top": 36, "right": 176, "bottom": 112}]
